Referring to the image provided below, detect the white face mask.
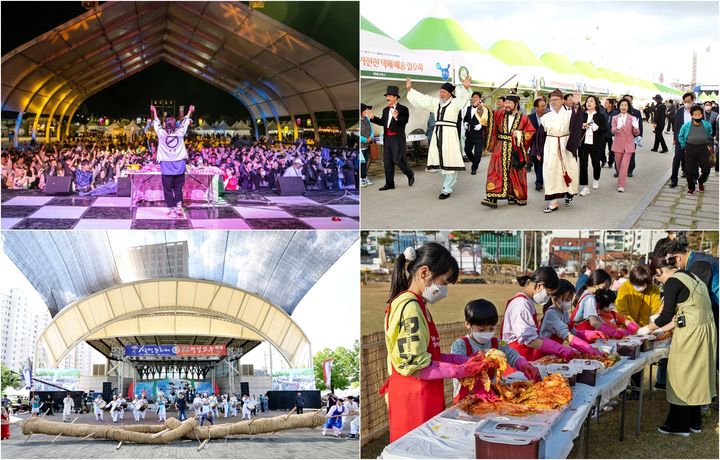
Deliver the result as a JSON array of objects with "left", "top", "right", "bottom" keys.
[
  {"left": 423, "top": 282, "right": 448, "bottom": 304},
  {"left": 471, "top": 331, "right": 495, "bottom": 343},
  {"left": 632, "top": 284, "right": 646, "bottom": 293},
  {"left": 559, "top": 300, "right": 573, "bottom": 311},
  {"left": 533, "top": 288, "right": 549, "bottom": 304}
]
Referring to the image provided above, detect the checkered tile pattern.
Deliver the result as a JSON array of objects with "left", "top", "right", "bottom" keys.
[{"left": 1, "top": 190, "right": 359, "bottom": 230}]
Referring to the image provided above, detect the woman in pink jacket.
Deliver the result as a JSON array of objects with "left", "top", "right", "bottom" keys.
[{"left": 611, "top": 98, "right": 641, "bottom": 192}]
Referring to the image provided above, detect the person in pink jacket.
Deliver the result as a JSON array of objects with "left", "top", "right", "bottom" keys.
[{"left": 611, "top": 98, "right": 641, "bottom": 192}]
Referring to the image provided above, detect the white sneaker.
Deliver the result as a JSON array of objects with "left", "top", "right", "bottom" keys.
[
  {"left": 367, "top": 178, "right": 374, "bottom": 185},
  {"left": 592, "top": 180, "right": 599, "bottom": 189},
  {"left": 617, "top": 187, "right": 624, "bottom": 193},
  {"left": 360, "top": 179, "right": 368, "bottom": 188},
  {"left": 579, "top": 186, "right": 590, "bottom": 196}
]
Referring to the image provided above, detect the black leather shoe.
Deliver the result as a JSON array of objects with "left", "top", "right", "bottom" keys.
[
  {"left": 613, "top": 172, "right": 619, "bottom": 177},
  {"left": 408, "top": 175, "right": 415, "bottom": 187},
  {"left": 535, "top": 184, "right": 543, "bottom": 191},
  {"left": 650, "top": 149, "right": 658, "bottom": 152},
  {"left": 438, "top": 193, "right": 451, "bottom": 200},
  {"left": 669, "top": 182, "right": 678, "bottom": 188},
  {"left": 378, "top": 185, "right": 395, "bottom": 191},
  {"left": 471, "top": 169, "right": 477, "bottom": 175},
  {"left": 628, "top": 172, "right": 633, "bottom": 177},
  {"left": 660, "top": 150, "right": 668, "bottom": 153}
]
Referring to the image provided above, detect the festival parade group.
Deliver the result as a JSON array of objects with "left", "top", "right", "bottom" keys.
[
  {"left": 360, "top": 75, "right": 719, "bottom": 209},
  {"left": 381, "top": 235, "right": 717, "bottom": 442}
]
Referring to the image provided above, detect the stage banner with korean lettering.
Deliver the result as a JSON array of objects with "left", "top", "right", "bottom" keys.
[
  {"left": 361, "top": 48, "right": 451, "bottom": 83},
  {"left": 125, "top": 344, "right": 227, "bottom": 357}
]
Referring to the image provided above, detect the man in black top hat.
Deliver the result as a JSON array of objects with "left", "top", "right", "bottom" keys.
[
  {"left": 463, "top": 91, "right": 490, "bottom": 175},
  {"left": 650, "top": 94, "right": 669, "bottom": 153},
  {"left": 370, "top": 86, "right": 414, "bottom": 190}
]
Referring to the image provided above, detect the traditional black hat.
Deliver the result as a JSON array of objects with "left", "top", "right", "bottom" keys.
[
  {"left": 505, "top": 95, "right": 520, "bottom": 103},
  {"left": 440, "top": 82, "right": 456, "bottom": 95},
  {"left": 384, "top": 86, "right": 400, "bottom": 98},
  {"left": 653, "top": 94, "right": 663, "bottom": 102},
  {"left": 361, "top": 103, "right": 372, "bottom": 112}
]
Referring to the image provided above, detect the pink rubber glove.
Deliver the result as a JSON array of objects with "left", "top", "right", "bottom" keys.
[
  {"left": 625, "top": 321, "right": 640, "bottom": 334},
  {"left": 570, "top": 335, "right": 603, "bottom": 356},
  {"left": 538, "top": 338, "right": 578, "bottom": 361},
  {"left": 439, "top": 353, "right": 470, "bottom": 365},
  {"left": 617, "top": 328, "right": 632, "bottom": 337},
  {"left": 599, "top": 323, "right": 624, "bottom": 339},
  {"left": 515, "top": 358, "right": 542, "bottom": 382},
  {"left": 574, "top": 329, "right": 607, "bottom": 342},
  {"left": 415, "top": 357, "right": 487, "bottom": 380},
  {"left": 415, "top": 361, "right": 466, "bottom": 380}
]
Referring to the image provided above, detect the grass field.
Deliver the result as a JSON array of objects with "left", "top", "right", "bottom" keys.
[{"left": 361, "top": 282, "right": 540, "bottom": 336}]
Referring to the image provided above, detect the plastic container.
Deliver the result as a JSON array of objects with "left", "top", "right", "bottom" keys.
[
  {"left": 593, "top": 340, "right": 615, "bottom": 354},
  {"left": 617, "top": 340, "right": 641, "bottom": 359},
  {"left": 569, "top": 359, "right": 604, "bottom": 386},
  {"left": 474, "top": 418, "right": 549, "bottom": 459},
  {"left": 544, "top": 364, "right": 579, "bottom": 386}
]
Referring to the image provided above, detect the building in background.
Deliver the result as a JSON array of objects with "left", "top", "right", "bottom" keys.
[{"left": 1, "top": 288, "right": 51, "bottom": 372}]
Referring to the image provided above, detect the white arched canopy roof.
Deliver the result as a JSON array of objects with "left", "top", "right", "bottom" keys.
[
  {"left": 36, "top": 279, "right": 312, "bottom": 369},
  {"left": 1, "top": 1, "right": 357, "bottom": 141}
]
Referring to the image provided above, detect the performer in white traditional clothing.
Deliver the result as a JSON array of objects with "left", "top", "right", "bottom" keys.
[
  {"left": 62, "top": 393, "right": 74, "bottom": 422},
  {"left": 342, "top": 396, "right": 359, "bottom": 434},
  {"left": 223, "top": 395, "right": 230, "bottom": 418},
  {"left": 117, "top": 395, "right": 126, "bottom": 420},
  {"left": 157, "top": 394, "right": 167, "bottom": 421},
  {"left": 192, "top": 394, "right": 202, "bottom": 415},
  {"left": 93, "top": 395, "right": 105, "bottom": 421},
  {"left": 538, "top": 89, "right": 584, "bottom": 212},
  {"left": 132, "top": 394, "right": 142, "bottom": 422},
  {"left": 110, "top": 395, "right": 121, "bottom": 423},
  {"left": 230, "top": 394, "right": 239, "bottom": 417},
  {"left": 210, "top": 394, "right": 220, "bottom": 419},
  {"left": 139, "top": 396, "right": 148, "bottom": 420},
  {"left": 241, "top": 395, "right": 251, "bottom": 420},
  {"left": 406, "top": 74, "right": 472, "bottom": 199}
]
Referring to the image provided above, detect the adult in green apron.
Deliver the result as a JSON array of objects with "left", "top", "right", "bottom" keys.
[{"left": 638, "top": 256, "right": 717, "bottom": 436}]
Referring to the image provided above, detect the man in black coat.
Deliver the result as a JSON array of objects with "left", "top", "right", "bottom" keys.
[
  {"left": 528, "top": 97, "right": 548, "bottom": 191},
  {"left": 650, "top": 94, "right": 668, "bottom": 153},
  {"left": 462, "top": 91, "right": 488, "bottom": 175},
  {"left": 370, "top": 85, "right": 415, "bottom": 190}
]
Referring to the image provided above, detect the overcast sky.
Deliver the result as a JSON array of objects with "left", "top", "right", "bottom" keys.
[{"left": 362, "top": 0, "right": 719, "bottom": 85}]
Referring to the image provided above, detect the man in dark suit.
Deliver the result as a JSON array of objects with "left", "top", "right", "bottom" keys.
[
  {"left": 462, "top": 91, "right": 488, "bottom": 175},
  {"left": 370, "top": 85, "right": 414, "bottom": 190},
  {"left": 621, "top": 94, "right": 643, "bottom": 177},
  {"left": 650, "top": 94, "right": 668, "bottom": 153},
  {"left": 528, "top": 97, "right": 548, "bottom": 190},
  {"left": 670, "top": 92, "right": 696, "bottom": 187}
]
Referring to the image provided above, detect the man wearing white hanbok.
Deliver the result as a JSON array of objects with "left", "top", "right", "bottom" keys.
[
  {"left": 406, "top": 74, "right": 472, "bottom": 199},
  {"left": 538, "top": 89, "right": 584, "bottom": 212}
]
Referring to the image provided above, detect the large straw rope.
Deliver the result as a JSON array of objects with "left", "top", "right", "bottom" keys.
[{"left": 21, "top": 410, "right": 327, "bottom": 443}]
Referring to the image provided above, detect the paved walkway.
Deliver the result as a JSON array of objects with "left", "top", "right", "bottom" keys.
[
  {"left": 0, "top": 411, "right": 358, "bottom": 459},
  {"left": 361, "top": 129, "right": 718, "bottom": 230},
  {"left": 634, "top": 169, "right": 719, "bottom": 229}
]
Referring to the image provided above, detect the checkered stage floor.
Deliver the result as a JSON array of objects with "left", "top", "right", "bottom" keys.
[{"left": 0, "top": 190, "right": 359, "bottom": 230}]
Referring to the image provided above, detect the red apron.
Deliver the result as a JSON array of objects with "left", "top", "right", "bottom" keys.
[
  {"left": 501, "top": 293, "right": 542, "bottom": 362},
  {"left": 538, "top": 306, "right": 575, "bottom": 346},
  {"left": 452, "top": 336, "right": 499, "bottom": 403},
  {"left": 379, "top": 291, "right": 444, "bottom": 443},
  {"left": 570, "top": 291, "right": 595, "bottom": 331}
]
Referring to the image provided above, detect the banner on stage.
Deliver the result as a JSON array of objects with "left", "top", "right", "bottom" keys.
[
  {"left": 125, "top": 344, "right": 227, "bottom": 357},
  {"left": 272, "top": 368, "right": 316, "bottom": 391}
]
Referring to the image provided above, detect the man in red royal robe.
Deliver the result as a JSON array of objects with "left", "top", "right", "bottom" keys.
[{"left": 481, "top": 94, "right": 535, "bottom": 208}]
